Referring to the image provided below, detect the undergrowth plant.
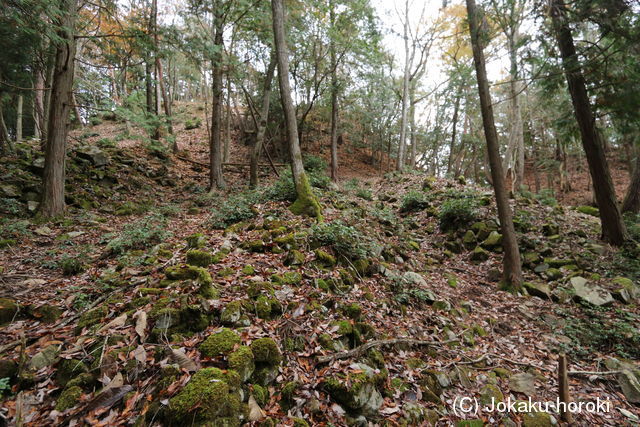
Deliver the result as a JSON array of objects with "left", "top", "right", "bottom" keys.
[{"left": 105, "top": 214, "right": 171, "bottom": 254}]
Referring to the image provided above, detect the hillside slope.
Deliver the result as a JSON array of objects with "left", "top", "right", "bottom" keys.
[{"left": 0, "top": 110, "right": 639, "bottom": 426}]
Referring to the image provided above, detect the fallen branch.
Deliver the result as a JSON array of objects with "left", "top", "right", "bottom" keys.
[
  {"left": 315, "top": 338, "right": 458, "bottom": 364},
  {"left": 567, "top": 370, "right": 621, "bottom": 376}
]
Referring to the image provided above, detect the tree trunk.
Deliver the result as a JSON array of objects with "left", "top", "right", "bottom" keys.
[
  {"left": 0, "top": 100, "right": 10, "bottom": 154},
  {"left": 622, "top": 146, "right": 640, "bottom": 213},
  {"left": 34, "top": 66, "right": 45, "bottom": 141},
  {"left": 396, "top": 0, "right": 410, "bottom": 172},
  {"left": 16, "top": 95, "right": 23, "bottom": 144},
  {"left": 250, "top": 53, "right": 276, "bottom": 188},
  {"left": 447, "top": 94, "right": 461, "bottom": 176},
  {"left": 271, "top": 0, "right": 322, "bottom": 219},
  {"left": 409, "top": 82, "right": 417, "bottom": 169},
  {"left": 550, "top": 0, "right": 627, "bottom": 244},
  {"left": 224, "top": 76, "right": 231, "bottom": 162},
  {"left": 145, "top": 61, "right": 154, "bottom": 114},
  {"left": 40, "top": 0, "right": 77, "bottom": 218},
  {"left": 209, "top": 4, "right": 226, "bottom": 190},
  {"left": 329, "top": 0, "right": 339, "bottom": 181},
  {"left": 466, "top": 0, "right": 522, "bottom": 291}
]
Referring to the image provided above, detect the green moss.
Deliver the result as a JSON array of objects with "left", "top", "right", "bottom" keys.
[
  {"left": 576, "top": 206, "right": 599, "bottom": 217},
  {"left": 55, "top": 386, "right": 83, "bottom": 411},
  {"left": 165, "top": 264, "right": 212, "bottom": 285},
  {"left": 199, "top": 282, "right": 220, "bottom": 299},
  {"left": 289, "top": 172, "right": 323, "bottom": 220},
  {"left": 255, "top": 296, "right": 272, "bottom": 319},
  {"left": 166, "top": 368, "right": 245, "bottom": 424},
  {"left": 0, "top": 298, "right": 19, "bottom": 325},
  {"left": 0, "top": 359, "right": 18, "bottom": 379},
  {"left": 341, "top": 303, "right": 362, "bottom": 320},
  {"left": 228, "top": 346, "right": 255, "bottom": 382},
  {"left": 199, "top": 328, "right": 241, "bottom": 357},
  {"left": 292, "top": 417, "right": 309, "bottom": 427},
  {"left": 220, "top": 301, "right": 243, "bottom": 325},
  {"left": 318, "top": 333, "right": 336, "bottom": 350},
  {"left": 250, "top": 338, "right": 282, "bottom": 366},
  {"left": 314, "top": 249, "right": 336, "bottom": 267},
  {"left": 56, "top": 359, "right": 89, "bottom": 387},
  {"left": 29, "top": 304, "right": 63, "bottom": 323},
  {"left": 138, "top": 287, "right": 166, "bottom": 295},
  {"left": 242, "top": 240, "right": 266, "bottom": 252},
  {"left": 65, "top": 373, "right": 95, "bottom": 390},
  {"left": 186, "top": 249, "right": 214, "bottom": 267},
  {"left": 271, "top": 271, "right": 302, "bottom": 285},
  {"left": 252, "top": 384, "right": 268, "bottom": 406},
  {"left": 186, "top": 233, "right": 206, "bottom": 248},
  {"left": 242, "top": 265, "right": 255, "bottom": 275},
  {"left": 76, "top": 306, "right": 108, "bottom": 331},
  {"left": 280, "top": 381, "right": 299, "bottom": 411},
  {"left": 284, "top": 250, "right": 305, "bottom": 266},
  {"left": 218, "top": 267, "right": 234, "bottom": 277},
  {"left": 352, "top": 259, "right": 371, "bottom": 276},
  {"left": 480, "top": 384, "right": 504, "bottom": 406},
  {"left": 406, "top": 357, "right": 425, "bottom": 369}
]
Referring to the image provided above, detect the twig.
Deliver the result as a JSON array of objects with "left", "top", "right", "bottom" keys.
[
  {"left": 567, "top": 370, "right": 621, "bottom": 376},
  {"left": 315, "top": 337, "right": 458, "bottom": 364}
]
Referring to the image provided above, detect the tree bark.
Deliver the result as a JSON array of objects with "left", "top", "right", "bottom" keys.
[
  {"left": 396, "top": 0, "right": 410, "bottom": 172},
  {"left": 209, "top": 2, "right": 226, "bottom": 190},
  {"left": 447, "top": 94, "right": 461, "bottom": 176},
  {"left": 40, "top": 0, "right": 77, "bottom": 218},
  {"left": 550, "top": 0, "right": 627, "bottom": 244},
  {"left": 271, "top": 0, "right": 322, "bottom": 218},
  {"left": 622, "top": 147, "right": 640, "bottom": 213},
  {"left": 329, "top": 0, "right": 339, "bottom": 181},
  {"left": 250, "top": 53, "right": 276, "bottom": 188},
  {"left": 0, "top": 99, "right": 11, "bottom": 154},
  {"left": 16, "top": 95, "right": 23, "bottom": 143},
  {"left": 34, "top": 66, "right": 46, "bottom": 141},
  {"left": 466, "top": 0, "right": 523, "bottom": 291}
]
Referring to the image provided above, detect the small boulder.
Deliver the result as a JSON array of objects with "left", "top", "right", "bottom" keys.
[
  {"left": 570, "top": 276, "right": 613, "bottom": 306},
  {"left": 75, "top": 146, "right": 109, "bottom": 167},
  {"left": 470, "top": 246, "right": 490, "bottom": 262},
  {"left": 509, "top": 372, "right": 536, "bottom": 395},
  {"left": 523, "top": 282, "right": 551, "bottom": 300}
]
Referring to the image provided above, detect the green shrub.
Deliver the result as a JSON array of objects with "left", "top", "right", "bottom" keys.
[
  {"left": 303, "top": 155, "right": 327, "bottom": 173},
  {"left": 261, "top": 169, "right": 329, "bottom": 202},
  {"left": 400, "top": 190, "right": 429, "bottom": 213},
  {"left": 89, "top": 116, "right": 102, "bottom": 126},
  {"left": 356, "top": 188, "right": 373, "bottom": 201},
  {"left": 209, "top": 193, "right": 258, "bottom": 229},
  {"left": 535, "top": 189, "right": 558, "bottom": 207},
  {"left": 438, "top": 198, "right": 478, "bottom": 231},
  {"left": 61, "top": 256, "right": 86, "bottom": 276},
  {"left": 311, "top": 221, "right": 372, "bottom": 260},
  {"left": 184, "top": 118, "right": 202, "bottom": 130},
  {"left": 96, "top": 138, "right": 116, "bottom": 148},
  {"left": 105, "top": 214, "right": 171, "bottom": 254}
]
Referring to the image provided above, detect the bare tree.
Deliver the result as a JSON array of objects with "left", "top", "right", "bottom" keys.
[
  {"left": 466, "top": 0, "right": 523, "bottom": 291},
  {"left": 271, "top": 0, "right": 322, "bottom": 218},
  {"left": 250, "top": 53, "right": 276, "bottom": 188}
]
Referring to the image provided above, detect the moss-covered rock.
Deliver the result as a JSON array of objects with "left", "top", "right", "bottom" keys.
[
  {"left": 284, "top": 250, "right": 305, "bottom": 266},
  {"left": 186, "top": 233, "right": 206, "bottom": 248},
  {"left": 166, "top": 368, "right": 245, "bottom": 425},
  {"left": 480, "top": 384, "right": 504, "bottom": 406},
  {"left": 76, "top": 306, "right": 108, "bottom": 331},
  {"left": 352, "top": 259, "right": 371, "bottom": 276},
  {"left": 221, "top": 301, "right": 243, "bottom": 325},
  {"left": 0, "top": 298, "right": 19, "bottom": 325},
  {"left": 165, "top": 264, "right": 212, "bottom": 285},
  {"left": 65, "top": 373, "right": 95, "bottom": 390},
  {"left": 186, "top": 249, "right": 214, "bottom": 267},
  {"left": 481, "top": 231, "right": 503, "bottom": 249},
  {"left": 470, "top": 246, "right": 490, "bottom": 262},
  {"left": 522, "top": 410, "right": 554, "bottom": 427},
  {"left": 242, "top": 265, "right": 255, "bottom": 275},
  {"left": 291, "top": 417, "right": 309, "bottom": 427},
  {"left": 314, "top": 249, "right": 336, "bottom": 267},
  {"left": 0, "top": 359, "right": 18, "bottom": 379},
  {"left": 55, "top": 386, "right": 83, "bottom": 411},
  {"left": 199, "top": 282, "right": 220, "bottom": 299},
  {"left": 29, "top": 304, "right": 63, "bottom": 323},
  {"left": 56, "top": 359, "right": 89, "bottom": 387},
  {"left": 255, "top": 296, "right": 272, "bottom": 319},
  {"left": 289, "top": 173, "right": 323, "bottom": 220},
  {"left": 252, "top": 384, "right": 269, "bottom": 406},
  {"left": 242, "top": 240, "right": 267, "bottom": 253},
  {"left": 271, "top": 271, "right": 302, "bottom": 285},
  {"left": 576, "top": 206, "right": 599, "bottom": 217},
  {"left": 228, "top": 346, "right": 255, "bottom": 382},
  {"left": 199, "top": 328, "right": 241, "bottom": 357},
  {"left": 279, "top": 381, "right": 299, "bottom": 411},
  {"left": 341, "top": 303, "right": 362, "bottom": 320},
  {"left": 322, "top": 370, "right": 383, "bottom": 416},
  {"left": 250, "top": 338, "right": 282, "bottom": 366}
]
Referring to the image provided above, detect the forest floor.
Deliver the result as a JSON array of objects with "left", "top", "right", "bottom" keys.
[{"left": 1, "top": 103, "right": 640, "bottom": 426}]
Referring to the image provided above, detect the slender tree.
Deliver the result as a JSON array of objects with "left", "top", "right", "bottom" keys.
[
  {"left": 466, "top": 0, "right": 522, "bottom": 291},
  {"left": 549, "top": 0, "right": 627, "bottom": 244},
  {"left": 271, "top": 0, "right": 322, "bottom": 219},
  {"left": 250, "top": 53, "right": 276, "bottom": 188},
  {"left": 209, "top": 0, "right": 226, "bottom": 190}
]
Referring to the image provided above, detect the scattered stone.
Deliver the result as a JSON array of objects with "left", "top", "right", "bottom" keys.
[
  {"left": 29, "top": 344, "right": 60, "bottom": 371},
  {"left": 509, "top": 372, "right": 536, "bottom": 395},
  {"left": 0, "top": 298, "right": 19, "bottom": 325},
  {"left": 481, "top": 231, "right": 503, "bottom": 249},
  {"left": 228, "top": 346, "right": 255, "bottom": 382},
  {"left": 186, "top": 250, "right": 214, "bottom": 267},
  {"left": 220, "top": 301, "right": 243, "bottom": 325},
  {"left": 470, "top": 246, "right": 490, "bottom": 262},
  {"left": 571, "top": 276, "right": 613, "bottom": 306},
  {"left": 284, "top": 250, "right": 305, "bottom": 266},
  {"left": 75, "top": 146, "right": 109, "bottom": 167},
  {"left": 523, "top": 282, "right": 551, "bottom": 300}
]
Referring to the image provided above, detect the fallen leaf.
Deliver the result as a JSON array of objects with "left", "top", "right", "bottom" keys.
[
  {"left": 97, "top": 313, "right": 127, "bottom": 334},
  {"left": 133, "top": 311, "right": 147, "bottom": 341},
  {"left": 168, "top": 348, "right": 197, "bottom": 372}
]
